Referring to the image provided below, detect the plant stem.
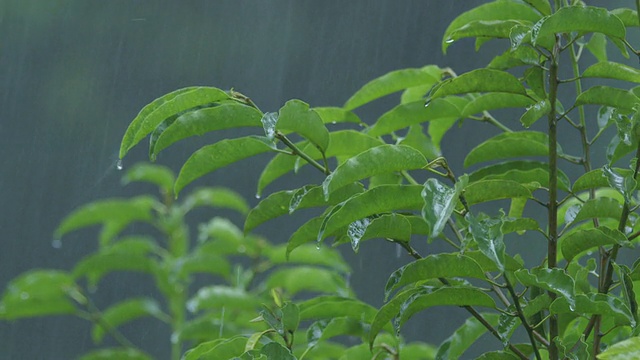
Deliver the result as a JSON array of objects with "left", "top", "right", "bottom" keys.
[
  {"left": 547, "top": 34, "right": 561, "bottom": 360},
  {"left": 505, "top": 277, "right": 542, "bottom": 360},
  {"left": 275, "top": 132, "right": 331, "bottom": 175}
]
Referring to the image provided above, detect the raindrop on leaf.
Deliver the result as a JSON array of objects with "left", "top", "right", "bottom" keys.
[{"left": 116, "top": 159, "right": 124, "bottom": 171}]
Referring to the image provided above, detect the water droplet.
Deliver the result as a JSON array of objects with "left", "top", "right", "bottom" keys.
[
  {"left": 20, "top": 292, "right": 29, "bottom": 300},
  {"left": 255, "top": 193, "right": 261, "bottom": 199},
  {"left": 316, "top": 243, "right": 322, "bottom": 250},
  {"left": 396, "top": 244, "right": 402, "bottom": 258},
  {"left": 445, "top": 38, "right": 454, "bottom": 44},
  {"left": 171, "top": 333, "right": 179, "bottom": 344},
  {"left": 347, "top": 218, "right": 371, "bottom": 253},
  {"left": 186, "top": 300, "right": 197, "bottom": 313},
  {"left": 51, "top": 239, "right": 62, "bottom": 249},
  {"left": 116, "top": 159, "right": 123, "bottom": 170},
  {"left": 331, "top": 121, "right": 337, "bottom": 125}
]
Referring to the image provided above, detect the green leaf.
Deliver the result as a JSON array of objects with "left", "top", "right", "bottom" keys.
[
  {"left": 520, "top": 100, "right": 550, "bottom": 128},
  {"left": 467, "top": 213, "right": 506, "bottom": 272},
  {"left": 560, "top": 227, "right": 628, "bottom": 263},
  {"left": 281, "top": 302, "right": 300, "bottom": 334},
  {"left": 92, "top": 298, "right": 168, "bottom": 343},
  {"left": 268, "top": 244, "right": 350, "bottom": 273},
  {"left": 464, "top": 179, "right": 532, "bottom": 205},
  {"left": 79, "top": 348, "right": 152, "bottom": 360},
  {"left": 532, "top": 6, "right": 625, "bottom": 46},
  {"left": 421, "top": 177, "right": 464, "bottom": 238},
  {"left": 573, "top": 168, "right": 634, "bottom": 193},
  {"left": 476, "top": 352, "right": 519, "bottom": 360},
  {"left": 187, "top": 286, "right": 259, "bottom": 313},
  {"left": 489, "top": 47, "right": 541, "bottom": 70},
  {"left": 265, "top": 266, "right": 348, "bottom": 296},
  {"left": 286, "top": 216, "right": 325, "bottom": 256},
  {"left": 54, "top": 196, "right": 156, "bottom": 246},
  {"left": 179, "top": 253, "right": 231, "bottom": 279},
  {"left": 462, "top": 93, "right": 535, "bottom": 118},
  {"left": 603, "top": 165, "right": 638, "bottom": 202},
  {"left": 585, "top": 33, "right": 608, "bottom": 63},
  {"left": 323, "top": 145, "right": 427, "bottom": 199},
  {"left": 464, "top": 131, "right": 551, "bottom": 167},
  {"left": 0, "top": 270, "right": 80, "bottom": 320},
  {"left": 576, "top": 86, "right": 640, "bottom": 112},
  {"left": 122, "top": 163, "right": 175, "bottom": 193},
  {"left": 367, "top": 99, "right": 460, "bottom": 136},
  {"left": 307, "top": 318, "right": 366, "bottom": 346},
  {"left": 298, "top": 296, "right": 378, "bottom": 322},
  {"left": 313, "top": 107, "right": 361, "bottom": 124},
  {"left": 431, "top": 69, "right": 527, "bottom": 99},
  {"left": 436, "top": 314, "right": 500, "bottom": 360},
  {"left": 583, "top": 61, "right": 640, "bottom": 84},
  {"left": 277, "top": 100, "right": 330, "bottom": 152},
  {"left": 443, "top": 2, "right": 541, "bottom": 52},
  {"left": 446, "top": 20, "right": 532, "bottom": 51},
  {"left": 175, "top": 136, "right": 275, "bottom": 196},
  {"left": 524, "top": 66, "right": 546, "bottom": 99},
  {"left": 550, "top": 293, "right": 634, "bottom": 326},
  {"left": 180, "top": 187, "right": 250, "bottom": 215},
  {"left": 318, "top": 185, "right": 424, "bottom": 243},
  {"left": 344, "top": 66, "right": 442, "bottom": 110},
  {"left": 150, "top": 103, "right": 262, "bottom": 158},
  {"left": 397, "top": 124, "right": 440, "bottom": 160},
  {"left": 183, "top": 336, "right": 247, "bottom": 360},
  {"left": 523, "top": 0, "right": 551, "bottom": 16},
  {"left": 345, "top": 213, "right": 412, "bottom": 252},
  {"left": 384, "top": 254, "right": 487, "bottom": 301},
  {"left": 566, "top": 197, "right": 623, "bottom": 225},
  {"left": 468, "top": 160, "right": 569, "bottom": 191},
  {"left": 120, "top": 87, "right": 229, "bottom": 158},
  {"left": 257, "top": 130, "right": 383, "bottom": 197},
  {"left": 611, "top": 8, "right": 639, "bottom": 27},
  {"left": 514, "top": 268, "right": 575, "bottom": 309},
  {"left": 245, "top": 183, "right": 363, "bottom": 233},
  {"left": 258, "top": 342, "right": 295, "bottom": 360},
  {"left": 598, "top": 337, "right": 640, "bottom": 359},
  {"left": 73, "top": 252, "right": 158, "bottom": 288}
]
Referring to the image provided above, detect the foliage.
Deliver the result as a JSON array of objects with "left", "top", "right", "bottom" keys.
[{"left": 6, "top": 1, "right": 640, "bottom": 359}]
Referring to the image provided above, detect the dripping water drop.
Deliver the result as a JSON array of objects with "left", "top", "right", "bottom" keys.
[
  {"left": 255, "top": 193, "right": 261, "bottom": 199},
  {"left": 396, "top": 243, "right": 402, "bottom": 258},
  {"left": 116, "top": 159, "right": 124, "bottom": 171},
  {"left": 20, "top": 292, "right": 29, "bottom": 300},
  {"left": 51, "top": 239, "right": 62, "bottom": 249}
]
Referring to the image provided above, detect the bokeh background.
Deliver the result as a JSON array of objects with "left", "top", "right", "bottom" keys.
[{"left": 0, "top": 1, "right": 632, "bottom": 359}]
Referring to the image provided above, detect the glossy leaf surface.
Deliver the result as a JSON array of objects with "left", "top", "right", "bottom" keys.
[
  {"left": 583, "top": 61, "right": 640, "bottom": 84},
  {"left": 532, "top": 6, "right": 625, "bottom": 45},
  {"left": 468, "top": 160, "right": 569, "bottom": 191},
  {"left": 367, "top": 99, "right": 460, "bottom": 136},
  {"left": 461, "top": 93, "right": 535, "bottom": 118},
  {"left": 464, "top": 131, "right": 551, "bottom": 167},
  {"left": 421, "top": 178, "right": 464, "bottom": 238},
  {"left": 514, "top": 268, "right": 575, "bottom": 309},
  {"left": 436, "top": 314, "right": 500, "bottom": 360},
  {"left": 431, "top": 69, "right": 527, "bottom": 99},
  {"left": 560, "top": 227, "right": 627, "bottom": 263},
  {"left": 576, "top": 86, "right": 640, "bottom": 112},
  {"left": 92, "top": 298, "right": 168, "bottom": 343},
  {"left": 277, "top": 99, "right": 330, "bottom": 152}
]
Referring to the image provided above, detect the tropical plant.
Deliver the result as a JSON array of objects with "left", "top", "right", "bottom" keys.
[{"left": 7, "top": 0, "right": 640, "bottom": 359}]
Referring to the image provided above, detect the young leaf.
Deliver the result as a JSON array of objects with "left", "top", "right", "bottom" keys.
[
  {"left": 520, "top": 100, "right": 550, "bottom": 128},
  {"left": 121, "top": 163, "right": 175, "bottom": 194},
  {"left": 514, "top": 268, "right": 576, "bottom": 309},
  {"left": 461, "top": 93, "right": 535, "bottom": 118},
  {"left": 343, "top": 66, "right": 442, "bottom": 110},
  {"left": 431, "top": 69, "right": 527, "bottom": 99},
  {"left": 367, "top": 99, "right": 460, "bottom": 136},
  {"left": 575, "top": 86, "right": 640, "bottom": 112},
  {"left": 464, "top": 131, "right": 551, "bottom": 167},
  {"left": 0, "top": 270, "right": 80, "bottom": 320},
  {"left": 466, "top": 213, "right": 506, "bottom": 272},
  {"left": 421, "top": 177, "right": 464, "bottom": 238},
  {"left": 120, "top": 87, "right": 229, "bottom": 159},
  {"left": 560, "top": 227, "right": 628, "bottom": 263},
  {"left": 150, "top": 103, "right": 262, "bottom": 158},
  {"left": 322, "top": 145, "right": 427, "bottom": 200},
  {"left": 277, "top": 100, "right": 330, "bottom": 152},
  {"left": 532, "top": 6, "right": 626, "bottom": 45},
  {"left": 582, "top": 61, "right": 640, "bottom": 84},
  {"left": 92, "top": 298, "right": 169, "bottom": 343},
  {"left": 318, "top": 185, "right": 424, "bottom": 243},
  {"left": 436, "top": 314, "right": 500, "bottom": 360},
  {"left": 79, "top": 348, "right": 152, "bottom": 360},
  {"left": 384, "top": 254, "right": 487, "bottom": 301},
  {"left": 442, "top": 2, "right": 541, "bottom": 52},
  {"left": 175, "top": 136, "right": 275, "bottom": 196}
]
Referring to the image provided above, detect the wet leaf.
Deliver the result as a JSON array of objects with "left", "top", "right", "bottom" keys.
[
  {"left": 92, "top": 298, "right": 168, "bottom": 344},
  {"left": 464, "top": 179, "right": 531, "bottom": 205},
  {"left": 488, "top": 47, "right": 541, "bottom": 70},
  {"left": 180, "top": 187, "right": 249, "bottom": 215},
  {"left": 446, "top": 20, "right": 531, "bottom": 51},
  {"left": 461, "top": 93, "right": 535, "bottom": 118},
  {"left": 567, "top": 197, "right": 623, "bottom": 225},
  {"left": 257, "top": 342, "right": 295, "bottom": 360},
  {"left": 560, "top": 227, "right": 628, "bottom": 263},
  {"left": 286, "top": 216, "right": 325, "bottom": 256},
  {"left": 73, "top": 252, "right": 158, "bottom": 288},
  {"left": 585, "top": 33, "right": 608, "bottom": 63},
  {"left": 475, "top": 351, "right": 519, "bottom": 360},
  {"left": 611, "top": 7, "right": 639, "bottom": 27},
  {"left": 318, "top": 185, "right": 424, "bottom": 243},
  {"left": 464, "top": 131, "right": 551, "bottom": 167},
  {"left": 514, "top": 268, "right": 575, "bottom": 309},
  {"left": 150, "top": 103, "right": 262, "bottom": 158},
  {"left": 523, "top": 0, "right": 551, "bottom": 16},
  {"left": 345, "top": 213, "right": 412, "bottom": 252},
  {"left": 576, "top": 86, "right": 640, "bottom": 112},
  {"left": 468, "top": 160, "right": 569, "bottom": 191},
  {"left": 384, "top": 254, "right": 487, "bottom": 301},
  {"left": 583, "top": 61, "right": 640, "bottom": 84},
  {"left": 520, "top": 99, "right": 550, "bottom": 128},
  {"left": 120, "top": 87, "right": 229, "bottom": 158},
  {"left": 268, "top": 244, "right": 350, "bottom": 274},
  {"left": 257, "top": 130, "right": 383, "bottom": 197},
  {"left": 79, "top": 348, "right": 152, "bottom": 360},
  {"left": 322, "top": 145, "right": 427, "bottom": 200},
  {"left": 431, "top": 69, "right": 527, "bottom": 99},
  {"left": 313, "top": 107, "right": 361, "bottom": 124},
  {"left": 344, "top": 66, "right": 442, "bottom": 110},
  {"left": 307, "top": 318, "right": 366, "bottom": 346},
  {"left": 175, "top": 136, "right": 275, "bottom": 196},
  {"left": 550, "top": 293, "right": 634, "bottom": 326},
  {"left": 398, "top": 124, "right": 440, "bottom": 160},
  {"left": 0, "top": 270, "right": 80, "bottom": 320},
  {"left": 603, "top": 165, "right": 638, "bottom": 202},
  {"left": 122, "top": 163, "right": 175, "bottom": 194},
  {"left": 265, "top": 266, "right": 348, "bottom": 296},
  {"left": 598, "top": 337, "right": 640, "bottom": 359},
  {"left": 466, "top": 213, "right": 506, "bottom": 272},
  {"left": 421, "top": 178, "right": 464, "bottom": 238},
  {"left": 436, "top": 314, "right": 500, "bottom": 360},
  {"left": 572, "top": 168, "right": 634, "bottom": 193},
  {"left": 298, "top": 296, "right": 378, "bottom": 323},
  {"left": 187, "top": 286, "right": 259, "bottom": 313},
  {"left": 443, "top": 2, "right": 541, "bottom": 52},
  {"left": 277, "top": 99, "right": 330, "bottom": 152},
  {"left": 183, "top": 336, "right": 247, "bottom": 360},
  {"left": 367, "top": 99, "right": 460, "bottom": 136},
  {"left": 532, "top": 6, "right": 625, "bottom": 45}
]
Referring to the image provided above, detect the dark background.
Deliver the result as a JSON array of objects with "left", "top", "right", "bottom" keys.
[{"left": 0, "top": 1, "right": 631, "bottom": 359}]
